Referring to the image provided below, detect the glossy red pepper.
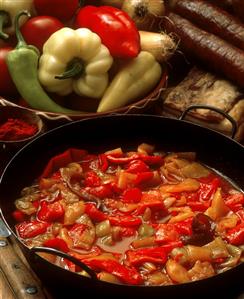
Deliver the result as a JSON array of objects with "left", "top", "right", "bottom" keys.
[
  {"left": 37, "top": 201, "right": 64, "bottom": 222},
  {"left": 84, "top": 171, "right": 101, "bottom": 187},
  {"left": 135, "top": 192, "right": 165, "bottom": 215},
  {"left": 16, "top": 220, "right": 49, "bottom": 239},
  {"left": 85, "top": 203, "right": 107, "bottom": 222},
  {"left": 198, "top": 177, "right": 221, "bottom": 201},
  {"left": 12, "top": 210, "right": 26, "bottom": 222},
  {"left": 126, "top": 247, "right": 168, "bottom": 266},
  {"left": 225, "top": 193, "right": 244, "bottom": 212},
  {"left": 74, "top": 5, "right": 140, "bottom": 58},
  {"left": 98, "top": 154, "right": 108, "bottom": 172},
  {"left": 108, "top": 215, "right": 142, "bottom": 227},
  {"left": 40, "top": 148, "right": 87, "bottom": 178},
  {"left": 43, "top": 237, "right": 69, "bottom": 253},
  {"left": 122, "top": 187, "right": 142, "bottom": 203},
  {"left": 126, "top": 159, "right": 150, "bottom": 173},
  {"left": 83, "top": 258, "right": 142, "bottom": 285},
  {"left": 86, "top": 184, "right": 113, "bottom": 199},
  {"left": 226, "top": 223, "right": 244, "bottom": 245}
]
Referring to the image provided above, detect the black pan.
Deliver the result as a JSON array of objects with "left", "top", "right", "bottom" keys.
[{"left": 0, "top": 113, "right": 243, "bottom": 299}]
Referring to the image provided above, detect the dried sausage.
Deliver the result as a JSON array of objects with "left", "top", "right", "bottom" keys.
[
  {"left": 164, "top": 13, "right": 244, "bottom": 87},
  {"left": 172, "top": 0, "right": 244, "bottom": 51}
]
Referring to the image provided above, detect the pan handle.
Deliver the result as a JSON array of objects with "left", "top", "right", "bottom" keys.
[
  {"left": 179, "top": 105, "right": 237, "bottom": 139},
  {"left": 30, "top": 246, "right": 98, "bottom": 280}
]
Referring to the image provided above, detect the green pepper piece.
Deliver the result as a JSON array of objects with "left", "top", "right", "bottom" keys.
[{"left": 6, "top": 10, "right": 82, "bottom": 115}]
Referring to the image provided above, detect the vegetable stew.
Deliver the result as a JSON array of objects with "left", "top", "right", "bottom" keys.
[{"left": 13, "top": 144, "right": 244, "bottom": 286}]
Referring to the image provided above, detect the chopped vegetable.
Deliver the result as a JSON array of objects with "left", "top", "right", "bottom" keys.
[{"left": 13, "top": 144, "right": 244, "bottom": 286}]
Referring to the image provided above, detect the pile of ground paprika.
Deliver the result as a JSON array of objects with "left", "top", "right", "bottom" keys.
[{"left": 0, "top": 118, "right": 38, "bottom": 141}]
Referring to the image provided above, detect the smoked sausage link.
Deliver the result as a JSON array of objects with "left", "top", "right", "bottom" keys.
[
  {"left": 172, "top": 0, "right": 244, "bottom": 51},
  {"left": 164, "top": 13, "right": 244, "bottom": 87}
]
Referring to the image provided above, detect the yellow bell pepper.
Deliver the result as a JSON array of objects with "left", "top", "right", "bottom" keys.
[
  {"left": 0, "top": 0, "right": 33, "bottom": 39},
  {"left": 97, "top": 51, "right": 162, "bottom": 112},
  {"left": 38, "top": 27, "right": 113, "bottom": 98}
]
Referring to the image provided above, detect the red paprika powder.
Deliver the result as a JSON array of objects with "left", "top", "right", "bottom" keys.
[{"left": 0, "top": 118, "right": 38, "bottom": 141}]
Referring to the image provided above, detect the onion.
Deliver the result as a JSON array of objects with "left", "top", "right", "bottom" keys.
[
  {"left": 122, "top": 0, "right": 165, "bottom": 30},
  {"left": 139, "top": 30, "right": 177, "bottom": 63}
]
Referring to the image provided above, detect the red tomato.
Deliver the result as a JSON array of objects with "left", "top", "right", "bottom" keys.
[
  {"left": 0, "top": 47, "right": 18, "bottom": 96},
  {"left": 34, "top": 0, "right": 79, "bottom": 22},
  {"left": 20, "top": 16, "right": 64, "bottom": 52}
]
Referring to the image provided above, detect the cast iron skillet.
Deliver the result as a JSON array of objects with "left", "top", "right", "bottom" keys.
[{"left": 0, "top": 113, "right": 243, "bottom": 299}]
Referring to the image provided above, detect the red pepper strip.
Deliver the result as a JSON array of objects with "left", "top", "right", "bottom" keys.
[
  {"left": 134, "top": 171, "right": 154, "bottom": 186},
  {"left": 140, "top": 155, "right": 164, "bottom": 166},
  {"left": 198, "top": 177, "right": 221, "bottom": 201},
  {"left": 12, "top": 210, "right": 26, "bottom": 222},
  {"left": 236, "top": 210, "right": 244, "bottom": 221},
  {"left": 187, "top": 201, "right": 210, "bottom": 212},
  {"left": 75, "top": 5, "right": 140, "bottom": 58},
  {"left": 16, "top": 220, "right": 49, "bottom": 239},
  {"left": 83, "top": 258, "right": 142, "bottom": 285},
  {"left": 154, "top": 223, "right": 180, "bottom": 244},
  {"left": 225, "top": 193, "right": 244, "bottom": 212},
  {"left": 226, "top": 223, "right": 244, "bottom": 245},
  {"left": 126, "top": 159, "right": 150, "bottom": 173},
  {"left": 122, "top": 187, "right": 142, "bottom": 203},
  {"left": 84, "top": 171, "right": 101, "bottom": 187},
  {"left": 98, "top": 154, "right": 108, "bottom": 172},
  {"left": 126, "top": 247, "right": 168, "bottom": 266},
  {"left": 86, "top": 184, "right": 113, "bottom": 199},
  {"left": 85, "top": 203, "right": 107, "bottom": 222},
  {"left": 106, "top": 154, "right": 140, "bottom": 164},
  {"left": 108, "top": 215, "right": 142, "bottom": 227},
  {"left": 43, "top": 237, "right": 69, "bottom": 253},
  {"left": 40, "top": 148, "right": 87, "bottom": 178},
  {"left": 37, "top": 201, "right": 64, "bottom": 222},
  {"left": 173, "top": 218, "right": 193, "bottom": 235},
  {"left": 135, "top": 192, "right": 165, "bottom": 215}
]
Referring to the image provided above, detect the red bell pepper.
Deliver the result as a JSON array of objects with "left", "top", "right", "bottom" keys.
[
  {"left": 16, "top": 220, "right": 49, "bottom": 239},
  {"left": 85, "top": 203, "right": 107, "bottom": 222},
  {"left": 225, "top": 193, "right": 244, "bottom": 212},
  {"left": 108, "top": 215, "right": 142, "bottom": 227},
  {"left": 84, "top": 171, "right": 101, "bottom": 187},
  {"left": 40, "top": 148, "right": 87, "bottom": 178},
  {"left": 154, "top": 223, "right": 180, "bottom": 244},
  {"left": 122, "top": 187, "right": 142, "bottom": 203},
  {"left": 86, "top": 184, "right": 113, "bottom": 199},
  {"left": 140, "top": 154, "right": 164, "bottom": 166},
  {"left": 198, "top": 177, "right": 221, "bottom": 201},
  {"left": 12, "top": 210, "right": 26, "bottom": 222},
  {"left": 126, "top": 159, "right": 150, "bottom": 173},
  {"left": 226, "top": 223, "right": 244, "bottom": 245},
  {"left": 43, "top": 237, "right": 69, "bottom": 253},
  {"left": 106, "top": 154, "right": 140, "bottom": 164},
  {"left": 37, "top": 200, "right": 64, "bottom": 222},
  {"left": 83, "top": 258, "right": 142, "bottom": 285},
  {"left": 126, "top": 247, "right": 168, "bottom": 266},
  {"left": 135, "top": 192, "right": 165, "bottom": 215},
  {"left": 74, "top": 5, "right": 140, "bottom": 58},
  {"left": 98, "top": 154, "right": 108, "bottom": 172}
]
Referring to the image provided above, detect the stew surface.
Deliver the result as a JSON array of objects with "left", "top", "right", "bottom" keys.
[{"left": 13, "top": 144, "right": 244, "bottom": 286}]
